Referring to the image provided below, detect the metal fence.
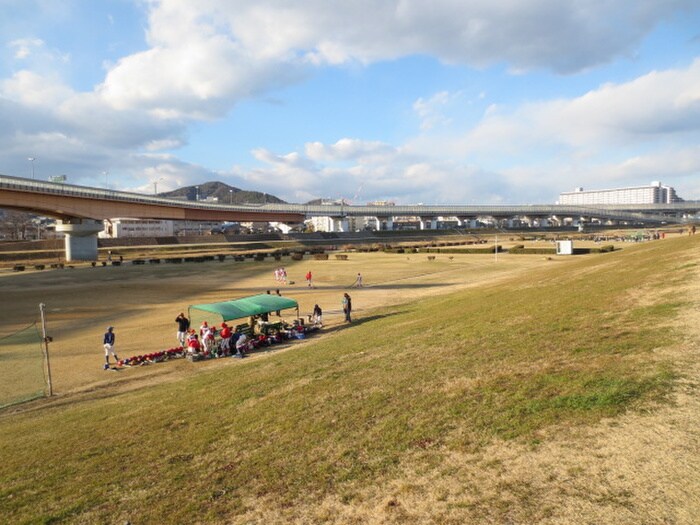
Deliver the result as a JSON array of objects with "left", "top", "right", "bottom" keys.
[{"left": 0, "top": 323, "right": 47, "bottom": 409}]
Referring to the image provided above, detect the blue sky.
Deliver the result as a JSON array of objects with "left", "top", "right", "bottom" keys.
[{"left": 1, "top": 0, "right": 700, "bottom": 204}]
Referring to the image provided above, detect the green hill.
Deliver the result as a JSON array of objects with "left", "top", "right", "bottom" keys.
[
  {"left": 159, "top": 181, "right": 286, "bottom": 204},
  {"left": 1, "top": 236, "right": 698, "bottom": 523}
]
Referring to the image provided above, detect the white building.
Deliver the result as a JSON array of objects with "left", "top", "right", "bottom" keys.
[
  {"left": 559, "top": 181, "right": 682, "bottom": 205},
  {"left": 173, "top": 221, "right": 225, "bottom": 235},
  {"left": 99, "top": 218, "right": 174, "bottom": 238},
  {"left": 307, "top": 216, "right": 350, "bottom": 233}
]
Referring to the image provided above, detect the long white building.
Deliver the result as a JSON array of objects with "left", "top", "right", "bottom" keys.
[
  {"left": 99, "top": 218, "right": 174, "bottom": 238},
  {"left": 559, "top": 181, "right": 682, "bottom": 205}
]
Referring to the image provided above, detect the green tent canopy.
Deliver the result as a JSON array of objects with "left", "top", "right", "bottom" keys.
[{"left": 188, "top": 294, "right": 299, "bottom": 324}]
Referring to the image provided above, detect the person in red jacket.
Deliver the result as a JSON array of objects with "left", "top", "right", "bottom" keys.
[
  {"left": 219, "top": 322, "right": 232, "bottom": 355},
  {"left": 187, "top": 333, "right": 201, "bottom": 354}
]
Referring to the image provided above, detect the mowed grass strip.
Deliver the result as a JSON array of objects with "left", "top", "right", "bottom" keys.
[{"left": 0, "top": 236, "right": 696, "bottom": 523}]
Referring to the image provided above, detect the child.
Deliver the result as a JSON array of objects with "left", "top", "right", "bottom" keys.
[
  {"left": 187, "top": 334, "right": 201, "bottom": 354},
  {"left": 103, "top": 326, "right": 119, "bottom": 370}
]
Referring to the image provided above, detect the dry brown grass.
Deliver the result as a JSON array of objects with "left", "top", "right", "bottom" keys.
[
  {"left": 1, "top": 236, "right": 698, "bottom": 524},
  {"left": 204, "top": 259, "right": 700, "bottom": 525},
  {"left": 0, "top": 251, "right": 552, "bottom": 397}
]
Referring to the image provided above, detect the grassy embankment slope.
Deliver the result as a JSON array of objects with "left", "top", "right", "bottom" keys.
[{"left": 1, "top": 235, "right": 698, "bottom": 524}]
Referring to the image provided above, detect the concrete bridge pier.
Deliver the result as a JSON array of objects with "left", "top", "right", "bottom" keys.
[
  {"left": 458, "top": 217, "right": 479, "bottom": 228},
  {"left": 55, "top": 219, "right": 104, "bottom": 261},
  {"left": 419, "top": 217, "right": 437, "bottom": 230},
  {"left": 332, "top": 218, "right": 349, "bottom": 232},
  {"left": 377, "top": 217, "right": 393, "bottom": 231}
]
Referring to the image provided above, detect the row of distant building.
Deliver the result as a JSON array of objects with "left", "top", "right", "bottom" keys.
[
  {"left": 557, "top": 181, "right": 681, "bottom": 206},
  {"left": 18, "top": 181, "right": 687, "bottom": 240}
]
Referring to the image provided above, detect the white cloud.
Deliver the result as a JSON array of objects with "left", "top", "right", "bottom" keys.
[
  {"left": 386, "top": 59, "right": 700, "bottom": 201},
  {"left": 2, "top": 0, "right": 699, "bottom": 205},
  {"left": 305, "top": 138, "right": 396, "bottom": 163},
  {"left": 9, "top": 38, "right": 44, "bottom": 60},
  {"left": 1, "top": 70, "right": 74, "bottom": 107},
  {"left": 217, "top": 0, "right": 690, "bottom": 71},
  {"left": 144, "top": 139, "right": 184, "bottom": 152},
  {"left": 7, "top": 37, "right": 70, "bottom": 64},
  {"left": 456, "top": 58, "right": 700, "bottom": 157},
  {"left": 242, "top": 137, "right": 511, "bottom": 204},
  {"left": 95, "top": 0, "right": 696, "bottom": 118},
  {"left": 413, "top": 91, "right": 456, "bottom": 131}
]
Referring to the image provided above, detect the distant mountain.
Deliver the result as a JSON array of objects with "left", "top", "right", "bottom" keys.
[
  {"left": 304, "top": 198, "right": 347, "bottom": 205},
  {"left": 159, "top": 181, "right": 286, "bottom": 204}
]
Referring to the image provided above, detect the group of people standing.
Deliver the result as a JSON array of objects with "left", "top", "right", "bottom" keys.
[
  {"left": 103, "top": 270, "right": 363, "bottom": 368},
  {"left": 273, "top": 267, "right": 288, "bottom": 284},
  {"left": 175, "top": 313, "right": 249, "bottom": 357}
]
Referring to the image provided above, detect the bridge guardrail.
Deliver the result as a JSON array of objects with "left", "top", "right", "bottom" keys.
[{"left": 1, "top": 173, "right": 696, "bottom": 224}]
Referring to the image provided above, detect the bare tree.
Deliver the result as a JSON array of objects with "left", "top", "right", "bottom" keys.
[{"left": 0, "top": 210, "right": 34, "bottom": 240}]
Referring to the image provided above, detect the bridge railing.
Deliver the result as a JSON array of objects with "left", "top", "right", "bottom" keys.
[
  {"left": 0, "top": 174, "right": 270, "bottom": 213},
  {"left": 1, "top": 173, "right": 694, "bottom": 224}
]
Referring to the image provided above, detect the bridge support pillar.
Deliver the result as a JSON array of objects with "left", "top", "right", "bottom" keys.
[
  {"left": 55, "top": 219, "right": 103, "bottom": 261},
  {"left": 331, "top": 218, "right": 348, "bottom": 232},
  {"left": 419, "top": 217, "right": 437, "bottom": 230},
  {"left": 458, "top": 217, "right": 479, "bottom": 228},
  {"left": 375, "top": 217, "right": 393, "bottom": 230}
]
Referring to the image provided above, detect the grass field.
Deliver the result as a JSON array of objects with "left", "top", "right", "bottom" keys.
[
  {"left": 0, "top": 323, "right": 46, "bottom": 407},
  {"left": 1, "top": 235, "right": 699, "bottom": 524}
]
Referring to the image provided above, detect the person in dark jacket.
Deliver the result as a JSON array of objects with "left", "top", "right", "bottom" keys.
[
  {"left": 312, "top": 304, "right": 323, "bottom": 326},
  {"left": 175, "top": 313, "right": 190, "bottom": 346},
  {"left": 342, "top": 293, "right": 352, "bottom": 323}
]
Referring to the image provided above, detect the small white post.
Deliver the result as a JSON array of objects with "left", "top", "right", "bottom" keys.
[{"left": 495, "top": 229, "right": 498, "bottom": 263}]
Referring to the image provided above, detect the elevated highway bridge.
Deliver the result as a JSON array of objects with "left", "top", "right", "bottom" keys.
[{"left": 1, "top": 174, "right": 697, "bottom": 260}]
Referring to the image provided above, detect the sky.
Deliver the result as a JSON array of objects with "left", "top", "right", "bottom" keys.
[{"left": 1, "top": 0, "right": 700, "bottom": 205}]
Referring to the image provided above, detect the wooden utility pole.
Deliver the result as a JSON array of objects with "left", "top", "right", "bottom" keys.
[{"left": 39, "top": 303, "right": 53, "bottom": 396}]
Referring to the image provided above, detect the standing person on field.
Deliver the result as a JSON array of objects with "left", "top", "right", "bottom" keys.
[
  {"left": 312, "top": 304, "right": 323, "bottom": 326},
  {"left": 203, "top": 325, "right": 217, "bottom": 355},
  {"left": 219, "top": 322, "right": 232, "bottom": 355},
  {"left": 353, "top": 272, "right": 363, "bottom": 287},
  {"left": 342, "top": 293, "right": 352, "bottom": 323},
  {"left": 175, "top": 312, "right": 190, "bottom": 346},
  {"left": 305, "top": 270, "right": 313, "bottom": 288},
  {"left": 103, "top": 326, "right": 119, "bottom": 370}
]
